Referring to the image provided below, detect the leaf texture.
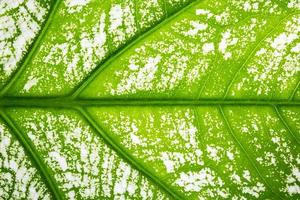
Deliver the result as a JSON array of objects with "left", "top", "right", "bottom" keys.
[{"left": 0, "top": 0, "right": 299, "bottom": 200}]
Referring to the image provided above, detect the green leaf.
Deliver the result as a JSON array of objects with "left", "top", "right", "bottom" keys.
[{"left": 0, "top": 0, "right": 299, "bottom": 199}]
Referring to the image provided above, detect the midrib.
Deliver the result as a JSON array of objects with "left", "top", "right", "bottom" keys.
[{"left": 0, "top": 97, "right": 299, "bottom": 107}]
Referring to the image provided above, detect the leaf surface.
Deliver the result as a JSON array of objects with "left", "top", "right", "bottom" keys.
[{"left": 0, "top": 0, "right": 299, "bottom": 199}]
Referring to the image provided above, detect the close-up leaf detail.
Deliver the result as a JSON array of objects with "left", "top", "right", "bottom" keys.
[{"left": 0, "top": 0, "right": 299, "bottom": 199}]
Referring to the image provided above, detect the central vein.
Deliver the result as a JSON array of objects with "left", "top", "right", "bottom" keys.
[{"left": 0, "top": 97, "right": 299, "bottom": 107}]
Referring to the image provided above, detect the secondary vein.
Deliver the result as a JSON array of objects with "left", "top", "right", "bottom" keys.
[
  {"left": 70, "top": 0, "right": 201, "bottom": 98},
  {"left": 218, "top": 106, "right": 284, "bottom": 200},
  {"left": 0, "top": 109, "right": 65, "bottom": 200},
  {"left": 274, "top": 106, "right": 299, "bottom": 145},
  {"left": 77, "top": 107, "right": 184, "bottom": 200},
  {"left": 0, "top": 0, "right": 62, "bottom": 97}
]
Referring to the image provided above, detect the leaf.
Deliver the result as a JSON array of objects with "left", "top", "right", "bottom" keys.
[{"left": 0, "top": 0, "right": 299, "bottom": 199}]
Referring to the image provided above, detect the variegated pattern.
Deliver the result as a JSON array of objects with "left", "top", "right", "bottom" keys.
[{"left": 0, "top": 0, "right": 299, "bottom": 199}]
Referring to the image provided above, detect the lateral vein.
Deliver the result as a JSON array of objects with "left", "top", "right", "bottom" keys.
[
  {"left": 77, "top": 107, "right": 184, "bottom": 200},
  {"left": 0, "top": 109, "right": 65, "bottom": 200}
]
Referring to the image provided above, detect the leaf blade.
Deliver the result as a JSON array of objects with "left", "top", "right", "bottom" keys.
[{"left": 1, "top": 0, "right": 299, "bottom": 199}]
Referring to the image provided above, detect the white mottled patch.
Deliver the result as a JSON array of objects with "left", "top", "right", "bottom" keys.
[
  {"left": 231, "top": 15, "right": 300, "bottom": 96},
  {"left": 0, "top": 122, "right": 50, "bottom": 199},
  {"left": 10, "top": 109, "right": 167, "bottom": 199},
  {"left": 185, "top": 21, "right": 208, "bottom": 36},
  {"left": 226, "top": 150, "right": 234, "bottom": 160},
  {"left": 218, "top": 30, "right": 238, "bottom": 60},
  {"left": 0, "top": 0, "right": 49, "bottom": 83},
  {"left": 284, "top": 167, "right": 300, "bottom": 195},
  {"left": 291, "top": 42, "right": 300, "bottom": 53},
  {"left": 206, "top": 145, "right": 222, "bottom": 163},
  {"left": 288, "top": 0, "right": 300, "bottom": 9},
  {"left": 242, "top": 182, "right": 265, "bottom": 198},
  {"left": 110, "top": 5, "right": 123, "bottom": 31},
  {"left": 23, "top": 76, "right": 39, "bottom": 92},
  {"left": 202, "top": 42, "right": 215, "bottom": 54},
  {"left": 175, "top": 168, "right": 228, "bottom": 198},
  {"left": 196, "top": 9, "right": 212, "bottom": 17},
  {"left": 49, "top": 151, "right": 68, "bottom": 171},
  {"left": 176, "top": 169, "right": 215, "bottom": 192},
  {"left": 271, "top": 33, "right": 297, "bottom": 51},
  {"left": 65, "top": 0, "right": 91, "bottom": 13},
  {"left": 111, "top": 55, "right": 162, "bottom": 95}
]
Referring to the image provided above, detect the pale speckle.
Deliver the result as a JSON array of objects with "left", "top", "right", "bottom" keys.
[
  {"left": 285, "top": 167, "right": 300, "bottom": 195},
  {"left": 13, "top": 0, "right": 184, "bottom": 96},
  {"left": 23, "top": 76, "right": 39, "bottom": 92},
  {"left": 49, "top": 151, "right": 68, "bottom": 171},
  {"left": 206, "top": 145, "right": 222, "bottom": 163},
  {"left": 243, "top": 2, "right": 251, "bottom": 11},
  {"left": 111, "top": 55, "right": 162, "bottom": 95},
  {"left": 0, "top": 122, "right": 50, "bottom": 199},
  {"left": 0, "top": 0, "right": 49, "bottom": 84},
  {"left": 225, "top": 107, "right": 300, "bottom": 198},
  {"left": 231, "top": 15, "right": 300, "bottom": 97},
  {"left": 218, "top": 30, "right": 238, "bottom": 60},
  {"left": 242, "top": 182, "right": 265, "bottom": 198},
  {"left": 8, "top": 109, "right": 167, "bottom": 199},
  {"left": 243, "top": 170, "right": 251, "bottom": 181},
  {"left": 175, "top": 168, "right": 216, "bottom": 192},
  {"left": 202, "top": 42, "right": 215, "bottom": 54},
  {"left": 185, "top": 21, "right": 208, "bottom": 36},
  {"left": 65, "top": 0, "right": 91, "bottom": 13},
  {"left": 226, "top": 151, "right": 234, "bottom": 160},
  {"left": 291, "top": 42, "right": 300, "bottom": 53},
  {"left": 196, "top": 9, "right": 212, "bottom": 18},
  {"left": 271, "top": 33, "right": 298, "bottom": 51},
  {"left": 175, "top": 168, "right": 229, "bottom": 198},
  {"left": 110, "top": 5, "right": 123, "bottom": 31},
  {"left": 288, "top": 0, "right": 300, "bottom": 9}
]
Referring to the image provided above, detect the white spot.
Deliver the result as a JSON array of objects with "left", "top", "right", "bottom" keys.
[
  {"left": 226, "top": 151, "right": 234, "bottom": 160},
  {"left": 287, "top": 185, "right": 300, "bottom": 195},
  {"left": 202, "top": 43, "right": 215, "bottom": 54},
  {"left": 243, "top": 170, "right": 251, "bottom": 181},
  {"left": 207, "top": 145, "right": 222, "bottom": 162},
  {"left": 128, "top": 63, "right": 139, "bottom": 71},
  {"left": 161, "top": 153, "right": 175, "bottom": 173},
  {"left": 185, "top": 21, "right": 208, "bottom": 36},
  {"left": 242, "top": 182, "right": 265, "bottom": 198},
  {"left": 218, "top": 30, "right": 238, "bottom": 60},
  {"left": 288, "top": 0, "right": 300, "bottom": 9},
  {"left": 65, "top": 0, "right": 91, "bottom": 13},
  {"left": 256, "top": 48, "right": 267, "bottom": 55},
  {"left": 291, "top": 43, "right": 300, "bottom": 53},
  {"left": 271, "top": 33, "right": 297, "bottom": 51},
  {"left": 130, "top": 133, "right": 142, "bottom": 145},
  {"left": 23, "top": 76, "right": 39, "bottom": 92},
  {"left": 175, "top": 168, "right": 218, "bottom": 192},
  {"left": 231, "top": 173, "right": 241, "bottom": 184},
  {"left": 196, "top": 9, "right": 213, "bottom": 18},
  {"left": 49, "top": 151, "right": 68, "bottom": 171},
  {"left": 285, "top": 167, "right": 300, "bottom": 195},
  {"left": 112, "top": 55, "right": 161, "bottom": 95},
  {"left": 109, "top": 5, "right": 123, "bottom": 30},
  {"left": 26, "top": 0, "right": 47, "bottom": 21},
  {"left": 292, "top": 167, "right": 300, "bottom": 180},
  {"left": 196, "top": 9, "right": 210, "bottom": 15},
  {"left": 243, "top": 2, "right": 251, "bottom": 11}
]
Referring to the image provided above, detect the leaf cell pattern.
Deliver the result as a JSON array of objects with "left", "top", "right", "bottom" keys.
[
  {"left": 0, "top": 119, "right": 51, "bottom": 199},
  {"left": 0, "top": 0, "right": 299, "bottom": 200}
]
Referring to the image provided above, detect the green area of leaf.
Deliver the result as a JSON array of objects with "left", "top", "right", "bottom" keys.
[{"left": 0, "top": 0, "right": 299, "bottom": 199}]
